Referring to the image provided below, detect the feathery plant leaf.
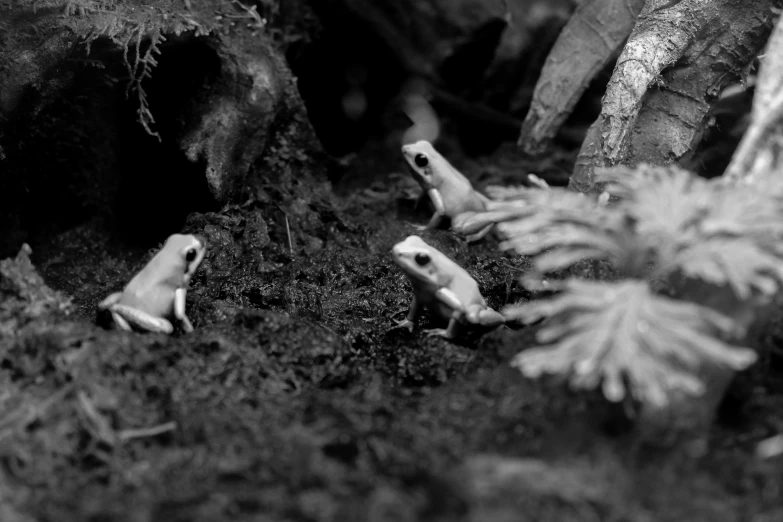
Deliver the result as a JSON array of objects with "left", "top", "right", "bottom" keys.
[
  {"left": 596, "top": 165, "right": 708, "bottom": 248},
  {"left": 484, "top": 184, "right": 538, "bottom": 201},
  {"left": 507, "top": 279, "right": 758, "bottom": 407},
  {"left": 488, "top": 163, "right": 782, "bottom": 409},
  {"left": 478, "top": 163, "right": 783, "bottom": 298},
  {"left": 671, "top": 237, "right": 783, "bottom": 300},
  {"left": 489, "top": 186, "right": 648, "bottom": 277},
  {"left": 484, "top": 176, "right": 548, "bottom": 201},
  {"left": 701, "top": 184, "right": 783, "bottom": 238},
  {"left": 598, "top": 164, "right": 783, "bottom": 299}
]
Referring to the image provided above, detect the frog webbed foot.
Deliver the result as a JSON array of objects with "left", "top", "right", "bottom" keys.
[
  {"left": 390, "top": 297, "right": 421, "bottom": 333},
  {"left": 401, "top": 222, "right": 430, "bottom": 232},
  {"left": 390, "top": 318, "right": 416, "bottom": 332},
  {"left": 178, "top": 315, "right": 195, "bottom": 333},
  {"left": 423, "top": 315, "right": 460, "bottom": 340},
  {"left": 423, "top": 327, "right": 453, "bottom": 339}
]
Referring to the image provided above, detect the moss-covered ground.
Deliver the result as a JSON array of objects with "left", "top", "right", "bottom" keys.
[{"left": 2, "top": 138, "right": 783, "bottom": 522}]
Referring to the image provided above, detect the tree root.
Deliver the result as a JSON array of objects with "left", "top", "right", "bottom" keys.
[
  {"left": 518, "top": 0, "right": 645, "bottom": 155},
  {"left": 724, "top": 12, "right": 783, "bottom": 184},
  {"left": 569, "top": 0, "right": 779, "bottom": 193}
]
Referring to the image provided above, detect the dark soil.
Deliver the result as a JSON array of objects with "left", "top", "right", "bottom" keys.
[{"left": 2, "top": 136, "right": 783, "bottom": 522}]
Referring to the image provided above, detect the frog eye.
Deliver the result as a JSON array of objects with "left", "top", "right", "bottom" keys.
[
  {"left": 414, "top": 253, "right": 430, "bottom": 266},
  {"left": 414, "top": 153, "right": 429, "bottom": 168},
  {"left": 185, "top": 248, "right": 197, "bottom": 262}
]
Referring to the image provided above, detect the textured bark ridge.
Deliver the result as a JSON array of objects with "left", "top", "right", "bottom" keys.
[
  {"left": 518, "top": 0, "right": 645, "bottom": 155},
  {"left": 568, "top": 0, "right": 781, "bottom": 194},
  {"left": 724, "top": 12, "right": 783, "bottom": 184}
]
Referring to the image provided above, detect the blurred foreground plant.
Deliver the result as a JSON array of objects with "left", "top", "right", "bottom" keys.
[{"left": 475, "top": 164, "right": 783, "bottom": 407}]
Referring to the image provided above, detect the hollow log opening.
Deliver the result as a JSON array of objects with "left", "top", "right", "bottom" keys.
[
  {"left": 111, "top": 33, "right": 223, "bottom": 246},
  {"left": 0, "top": 32, "right": 224, "bottom": 257}
]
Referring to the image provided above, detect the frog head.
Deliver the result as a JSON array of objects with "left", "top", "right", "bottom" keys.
[
  {"left": 401, "top": 140, "right": 439, "bottom": 187},
  {"left": 391, "top": 235, "right": 443, "bottom": 288},
  {"left": 163, "top": 233, "right": 207, "bottom": 284}
]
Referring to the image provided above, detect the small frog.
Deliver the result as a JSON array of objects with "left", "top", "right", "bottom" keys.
[
  {"left": 402, "top": 140, "right": 496, "bottom": 242},
  {"left": 98, "top": 234, "right": 207, "bottom": 334},
  {"left": 390, "top": 235, "right": 505, "bottom": 339}
]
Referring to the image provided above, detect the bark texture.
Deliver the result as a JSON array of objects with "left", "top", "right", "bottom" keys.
[
  {"left": 570, "top": 0, "right": 781, "bottom": 194},
  {"left": 724, "top": 12, "right": 783, "bottom": 184},
  {"left": 178, "top": 36, "right": 298, "bottom": 202},
  {"left": 518, "top": 0, "right": 645, "bottom": 155}
]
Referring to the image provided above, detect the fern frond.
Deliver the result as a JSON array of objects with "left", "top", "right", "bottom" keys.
[
  {"left": 452, "top": 205, "right": 530, "bottom": 236},
  {"left": 672, "top": 237, "right": 783, "bottom": 299},
  {"left": 500, "top": 221, "right": 630, "bottom": 272},
  {"left": 484, "top": 184, "right": 532, "bottom": 200},
  {"left": 598, "top": 164, "right": 783, "bottom": 298},
  {"left": 492, "top": 188, "right": 645, "bottom": 276},
  {"left": 701, "top": 182, "right": 783, "bottom": 239},
  {"left": 507, "top": 279, "right": 757, "bottom": 407},
  {"left": 456, "top": 187, "right": 607, "bottom": 247},
  {"left": 484, "top": 174, "right": 548, "bottom": 200},
  {"left": 486, "top": 163, "right": 783, "bottom": 306},
  {"left": 596, "top": 165, "right": 711, "bottom": 239},
  {"left": 111, "top": 22, "right": 165, "bottom": 141}
]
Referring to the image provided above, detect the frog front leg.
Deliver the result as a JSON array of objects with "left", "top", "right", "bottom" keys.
[
  {"left": 390, "top": 295, "right": 421, "bottom": 332},
  {"left": 174, "top": 287, "right": 194, "bottom": 333},
  {"left": 109, "top": 303, "right": 174, "bottom": 334},
  {"left": 424, "top": 314, "right": 461, "bottom": 339},
  {"left": 416, "top": 188, "right": 446, "bottom": 231}
]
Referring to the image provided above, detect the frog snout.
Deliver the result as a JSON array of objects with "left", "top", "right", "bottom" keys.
[
  {"left": 391, "top": 245, "right": 407, "bottom": 265},
  {"left": 193, "top": 234, "right": 207, "bottom": 249}
]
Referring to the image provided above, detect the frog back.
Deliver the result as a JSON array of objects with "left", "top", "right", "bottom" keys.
[
  {"left": 448, "top": 271, "right": 487, "bottom": 308},
  {"left": 430, "top": 157, "right": 488, "bottom": 216},
  {"left": 427, "top": 272, "right": 485, "bottom": 321},
  {"left": 119, "top": 254, "right": 185, "bottom": 316},
  {"left": 431, "top": 254, "right": 486, "bottom": 317},
  {"left": 440, "top": 178, "right": 488, "bottom": 216}
]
